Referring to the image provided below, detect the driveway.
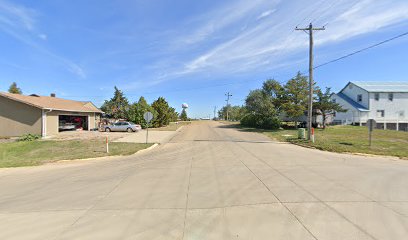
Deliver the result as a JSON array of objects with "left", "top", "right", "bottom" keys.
[{"left": 0, "top": 121, "right": 407, "bottom": 239}]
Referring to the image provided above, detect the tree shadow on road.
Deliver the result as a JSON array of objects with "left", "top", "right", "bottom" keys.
[{"left": 216, "top": 122, "right": 279, "bottom": 134}]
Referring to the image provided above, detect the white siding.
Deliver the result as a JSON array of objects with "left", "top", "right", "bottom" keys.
[
  {"left": 341, "top": 83, "right": 369, "bottom": 109},
  {"left": 368, "top": 92, "right": 408, "bottom": 122},
  {"left": 330, "top": 94, "right": 366, "bottom": 123}
]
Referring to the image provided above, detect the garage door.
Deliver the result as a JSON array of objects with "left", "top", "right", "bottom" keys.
[{"left": 59, "top": 115, "right": 88, "bottom": 131}]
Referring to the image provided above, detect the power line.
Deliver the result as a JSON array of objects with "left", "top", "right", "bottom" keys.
[
  {"left": 64, "top": 30, "right": 408, "bottom": 100},
  {"left": 314, "top": 30, "right": 408, "bottom": 70}
]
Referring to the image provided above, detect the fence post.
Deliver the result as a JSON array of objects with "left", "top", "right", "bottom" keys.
[{"left": 106, "top": 136, "right": 109, "bottom": 153}]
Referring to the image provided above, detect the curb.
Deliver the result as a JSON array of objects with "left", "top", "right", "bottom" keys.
[{"left": 134, "top": 143, "right": 159, "bottom": 154}]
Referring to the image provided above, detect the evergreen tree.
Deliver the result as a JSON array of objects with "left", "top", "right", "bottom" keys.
[
  {"left": 314, "top": 87, "right": 347, "bottom": 129},
  {"left": 180, "top": 109, "right": 188, "bottom": 121},
  {"left": 151, "top": 97, "right": 171, "bottom": 127},
  {"left": 8, "top": 82, "right": 22, "bottom": 94},
  {"left": 101, "top": 86, "right": 129, "bottom": 119},
  {"left": 126, "top": 96, "right": 156, "bottom": 128},
  {"left": 168, "top": 107, "right": 179, "bottom": 122}
]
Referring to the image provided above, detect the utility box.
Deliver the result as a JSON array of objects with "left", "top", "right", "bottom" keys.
[{"left": 298, "top": 128, "right": 306, "bottom": 139}]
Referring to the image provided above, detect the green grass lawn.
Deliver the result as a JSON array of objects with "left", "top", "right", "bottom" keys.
[
  {"left": 151, "top": 121, "right": 191, "bottom": 131},
  {"left": 234, "top": 124, "right": 408, "bottom": 159},
  {"left": 0, "top": 140, "right": 152, "bottom": 168}
]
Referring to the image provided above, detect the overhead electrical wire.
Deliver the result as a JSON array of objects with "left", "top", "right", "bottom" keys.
[
  {"left": 65, "top": 30, "right": 408, "bottom": 99},
  {"left": 313, "top": 30, "right": 408, "bottom": 70}
]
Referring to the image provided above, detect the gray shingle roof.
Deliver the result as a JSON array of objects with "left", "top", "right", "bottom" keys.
[{"left": 352, "top": 81, "right": 408, "bottom": 92}]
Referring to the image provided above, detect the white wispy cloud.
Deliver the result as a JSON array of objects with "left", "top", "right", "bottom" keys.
[
  {"left": 0, "top": 0, "right": 36, "bottom": 30},
  {"left": 257, "top": 9, "right": 276, "bottom": 21},
  {"left": 0, "top": 0, "right": 86, "bottom": 78},
  {"left": 154, "top": 0, "right": 408, "bottom": 84}
]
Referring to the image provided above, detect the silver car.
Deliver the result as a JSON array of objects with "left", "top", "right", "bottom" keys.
[{"left": 105, "top": 122, "right": 142, "bottom": 133}]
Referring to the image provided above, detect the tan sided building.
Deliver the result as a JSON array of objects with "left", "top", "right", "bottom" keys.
[{"left": 0, "top": 92, "right": 103, "bottom": 137}]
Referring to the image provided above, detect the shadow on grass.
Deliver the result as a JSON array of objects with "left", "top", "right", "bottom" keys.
[{"left": 339, "top": 142, "right": 353, "bottom": 146}]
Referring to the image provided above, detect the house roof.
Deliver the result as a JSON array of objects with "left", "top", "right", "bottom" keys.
[
  {"left": 351, "top": 81, "right": 408, "bottom": 92},
  {"left": 336, "top": 92, "right": 369, "bottom": 112},
  {"left": 0, "top": 92, "right": 103, "bottom": 113}
]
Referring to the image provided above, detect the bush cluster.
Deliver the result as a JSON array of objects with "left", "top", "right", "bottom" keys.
[{"left": 18, "top": 134, "right": 41, "bottom": 142}]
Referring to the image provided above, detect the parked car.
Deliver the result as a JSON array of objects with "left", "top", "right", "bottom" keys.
[
  {"left": 104, "top": 122, "right": 142, "bottom": 132},
  {"left": 59, "top": 121, "right": 76, "bottom": 131}
]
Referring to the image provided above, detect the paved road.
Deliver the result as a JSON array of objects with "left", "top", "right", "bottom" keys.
[{"left": 1, "top": 121, "right": 408, "bottom": 240}]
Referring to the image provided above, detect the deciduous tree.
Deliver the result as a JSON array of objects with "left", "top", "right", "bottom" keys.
[
  {"left": 281, "top": 72, "right": 308, "bottom": 127},
  {"left": 241, "top": 90, "right": 280, "bottom": 129}
]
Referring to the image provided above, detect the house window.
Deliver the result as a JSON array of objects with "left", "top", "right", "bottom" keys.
[
  {"left": 357, "top": 94, "right": 362, "bottom": 102},
  {"left": 377, "top": 110, "right": 385, "bottom": 118},
  {"left": 399, "top": 111, "right": 405, "bottom": 117},
  {"left": 374, "top": 93, "right": 379, "bottom": 101},
  {"left": 388, "top": 93, "right": 393, "bottom": 101},
  {"left": 332, "top": 99, "right": 336, "bottom": 103}
]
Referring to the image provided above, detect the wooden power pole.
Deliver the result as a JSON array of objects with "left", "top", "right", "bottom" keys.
[
  {"left": 225, "top": 92, "right": 232, "bottom": 121},
  {"left": 296, "top": 23, "right": 325, "bottom": 141}
]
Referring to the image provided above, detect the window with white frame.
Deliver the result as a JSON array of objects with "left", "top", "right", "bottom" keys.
[
  {"left": 388, "top": 93, "right": 393, "bottom": 101},
  {"left": 374, "top": 93, "right": 379, "bottom": 101},
  {"left": 357, "top": 94, "right": 362, "bottom": 102},
  {"left": 377, "top": 110, "right": 385, "bottom": 117}
]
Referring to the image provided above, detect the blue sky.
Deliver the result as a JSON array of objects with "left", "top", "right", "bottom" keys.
[{"left": 0, "top": 0, "right": 407, "bottom": 118}]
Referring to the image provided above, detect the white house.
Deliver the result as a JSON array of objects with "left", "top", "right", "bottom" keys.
[{"left": 330, "top": 81, "right": 408, "bottom": 131}]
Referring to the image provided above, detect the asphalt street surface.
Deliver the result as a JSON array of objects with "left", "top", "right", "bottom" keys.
[{"left": 0, "top": 121, "right": 407, "bottom": 239}]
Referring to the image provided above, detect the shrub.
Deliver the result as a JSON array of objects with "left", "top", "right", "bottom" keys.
[
  {"left": 241, "top": 114, "right": 281, "bottom": 130},
  {"left": 18, "top": 134, "right": 41, "bottom": 142}
]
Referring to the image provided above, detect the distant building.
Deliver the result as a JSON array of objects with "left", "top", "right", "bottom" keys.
[
  {"left": 330, "top": 82, "right": 408, "bottom": 131},
  {"left": 0, "top": 92, "right": 103, "bottom": 137}
]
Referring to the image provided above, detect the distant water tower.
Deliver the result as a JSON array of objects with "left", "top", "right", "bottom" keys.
[{"left": 182, "top": 103, "right": 189, "bottom": 109}]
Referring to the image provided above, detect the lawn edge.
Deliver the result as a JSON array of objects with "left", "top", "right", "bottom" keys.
[
  {"left": 0, "top": 143, "right": 158, "bottom": 169},
  {"left": 219, "top": 122, "right": 406, "bottom": 160},
  {"left": 266, "top": 134, "right": 406, "bottom": 160},
  {"left": 53, "top": 143, "right": 158, "bottom": 163}
]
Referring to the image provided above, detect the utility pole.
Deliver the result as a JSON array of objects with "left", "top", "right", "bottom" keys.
[
  {"left": 213, "top": 106, "right": 217, "bottom": 120},
  {"left": 225, "top": 92, "right": 232, "bottom": 121},
  {"left": 296, "top": 23, "right": 325, "bottom": 141}
]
